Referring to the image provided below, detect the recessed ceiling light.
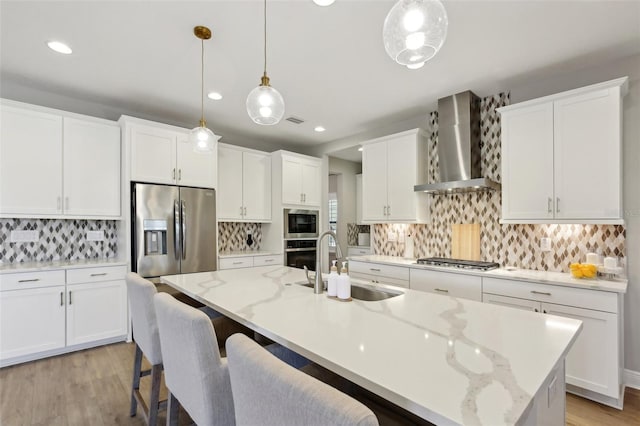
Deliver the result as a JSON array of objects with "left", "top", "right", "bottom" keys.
[
  {"left": 314, "top": 126, "right": 326, "bottom": 132},
  {"left": 358, "top": 147, "right": 363, "bottom": 152},
  {"left": 207, "top": 92, "right": 223, "bottom": 100},
  {"left": 313, "top": 0, "right": 335, "bottom": 6},
  {"left": 47, "top": 41, "right": 72, "bottom": 54}
]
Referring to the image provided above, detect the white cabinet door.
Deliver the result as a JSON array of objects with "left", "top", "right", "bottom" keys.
[
  {"left": 362, "top": 141, "right": 388, "bottom": 221},
  {"left": 501, "top": 102, "right": 554, "bottom": 220},
  {"left": 217, "top": 145, "right": 244, "bottom": 220},
  {"left": 553, "top": 89, "right": 621, "bottom": 220},
  {"left": 130, "top": 124, "right": 176, "bottom": 184},
  {"left": 243, "top": 151, "right": 271, "bottom": 221},
  {"left": 301, "top": 160, "right": 321, "bottom": 206},
  {"left": 176, "top": 132, "right": 218, "bottom": 189},
  {"left": 282, "top": 155, "right": 303, "bottom": 205},
  {"left": 66, "top": 280, "right": 128, "bottom": 346},
  {"left": 0, "top": 286, "right": 66, "bottom": 360},
  {"left": 0, "top": 105, "right": 63, "bottom": 215},
  {"left": 63, "top": 118, "right": 121, "bottom": 217},
  {"left": 542, "top": 302, "right": 619, "bottom": 399},
  {"left": 410, "top": 269, "right": 482, "bottom": 301},
  {"left": 280, "top": 154, "right": 321, "bottom": 207},
  {"left": 387, "top": 134, "right": 418, "bottom": 221}
]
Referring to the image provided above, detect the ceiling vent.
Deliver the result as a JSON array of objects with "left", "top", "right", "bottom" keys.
[{"left": 285, "top": 116, "right": 305, "bottom": 124}]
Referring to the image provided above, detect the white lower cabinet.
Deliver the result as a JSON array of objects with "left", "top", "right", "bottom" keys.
[
  {"left": 349, "top": 260, "right": 409, "bottom": 288},
  {"left": 219, "top": 254, "right": 283, "bottom": 270},
  {"left": 410, "top": 269, "right": 482, "bottom": 301},
  {"left": 0, "top": 265, "right": 128, "bottom": 366},
  {"left": 0, "top": 285, "right": 66, "bottom": 360},
  {"left": 483, "top": 277, "right": 622, "bottom": 406},
  {"left": 66, "top": 280, "right": 128, "bottom": 346}
]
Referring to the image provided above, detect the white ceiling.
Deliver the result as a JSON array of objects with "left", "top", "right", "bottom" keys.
[{"left": 1, "top": 0, "right": 639, "bottom": 159}]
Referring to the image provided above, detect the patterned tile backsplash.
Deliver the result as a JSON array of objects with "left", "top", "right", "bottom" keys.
[
  {"left": 218, "top": 222, "right": 263, "bottom": 252},
  {"left": 372, "top": 93, "right": 626, "bottom": 272},
  {"left": 0, "top": 219, "right": 118, "bottom": 263},
  {"left": 347, "top": 223, "right": 371, "bottom": 246}
]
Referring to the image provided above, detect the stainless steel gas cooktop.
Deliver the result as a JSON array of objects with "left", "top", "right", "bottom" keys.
[{"left": 416, "top": 257, "right": 500, "bottom": 271}]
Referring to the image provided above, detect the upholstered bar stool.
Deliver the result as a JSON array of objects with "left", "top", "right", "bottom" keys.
[
  {"left": 154, "top": 292, "right": 236, "bottom": 426},
  {"left": 226, "top": 333, "right": 379, "bottom": 426},
  {"left": 125, "top": 272, "right": 165, "bottom": 426}
]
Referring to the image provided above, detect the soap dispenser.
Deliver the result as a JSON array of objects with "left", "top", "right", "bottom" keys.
[
  {"left": 337, "top": 261, "right": 351, "bottom": 300},
  {"left": 328, "top": 260, "right": 339, "bottom": 297}
]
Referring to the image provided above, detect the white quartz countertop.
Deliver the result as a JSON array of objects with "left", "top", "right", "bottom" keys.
[
  {"left": 218, "top": 250, "right": 282, "bottom": 258},
  {"left": 0, "top": 258, "right": 128, "bottom": 274},
  {"left": 161, "top": 265, "right": 581, "bottom": 426},
  {"left": 348, "top": 255, "right": 628, "bottom": 293}
]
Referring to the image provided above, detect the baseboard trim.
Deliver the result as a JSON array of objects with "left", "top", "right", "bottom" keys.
[
  {"left": 624, "top": 369, "right": 640, "bottom": 390},
  {"left": 566, "top": 384, "right": 624, "bottom": 410}
]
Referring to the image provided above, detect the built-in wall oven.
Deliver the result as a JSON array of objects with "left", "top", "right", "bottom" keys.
[
  {"left": 285, "top": 239, "right": 317, "bottom": 271},
  {"left": 284, "top": 209, "right": 318, "bottom": 239}
]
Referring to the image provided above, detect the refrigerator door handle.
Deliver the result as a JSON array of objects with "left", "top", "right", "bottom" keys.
[
  {"left": 174, "top": 200, "right": 181, "bottom": 260},
  {"left": 181, "top": 200, "right": 187, "bottom": 260}
]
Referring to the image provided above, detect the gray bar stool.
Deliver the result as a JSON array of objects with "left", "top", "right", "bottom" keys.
[
  {"left": 125, "top": 272, "right": 165, "bottom": 426},
  {"left": 226, "top": 333, "right": 379, "bottom": 426},
  {"left": 154, "top": 292, "right": 236, "bottom": 426}
]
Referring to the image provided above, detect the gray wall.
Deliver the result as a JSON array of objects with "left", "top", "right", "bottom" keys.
[{"left": 328, "top": 157, "right": 362, "bottom": 256}]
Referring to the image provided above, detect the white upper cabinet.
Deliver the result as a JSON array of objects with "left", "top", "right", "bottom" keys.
[
  {"left": 278, "top": 152, "right": 322, "bottom": 207},
  {"left": 361, "top": 129, "right": 429, "bottom": 223},
  {"left": 63, "top": 117, "right": 121, "bottom": 217},
  {"left": 499, "top": 77, "right": 628, "bottom": 224},
  {"left": 1, "top": 105, "right": 63, "bottom": 216},
  {"left": 217, "top": 144, "right": 271, "bottom": 222},
  {"left": 0, "top": 101, "right": 121, "bottom": 218},
  {"left": 124, "top": 116, "right": 218, "bottom": 189}
]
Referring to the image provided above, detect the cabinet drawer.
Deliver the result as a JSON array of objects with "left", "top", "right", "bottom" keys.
[
  {"left": 410, "top": 269, "right": 482, "bottom": 301},
  {"left": 0, "top": 270, "right": 66, "bottom": 291},
  {"left": 482, "top": 277, "right": 618, "bottom": 313},
  {"left": 349, "top": 261, "right": 410, "bottom": 281},
  {"left": 347, "top": 247, "right": 372, "bottom": 257},
  {"left": 253, "top": 255, "right": 283, "bottom": 267},
  {"left": 350, "top": 272, "right": 409, "bottom": 289},
  {"left": 219, "top": 257, "right": 254, "bottom": 270},
  {"left": 66, "top": 265, "right": 127, "bottom": 285}
]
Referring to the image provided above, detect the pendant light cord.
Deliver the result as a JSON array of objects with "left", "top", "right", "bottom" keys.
[
  {"left": 263, "top": 0, "right": 267, "bottom": 76},
  {"left": 200, "top": 37, "right": 205, "bottom": 124}
]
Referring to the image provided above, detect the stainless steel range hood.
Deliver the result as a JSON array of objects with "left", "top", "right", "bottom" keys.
[{"left": 414, "top": 91, "right": 501, "bottom": 194}]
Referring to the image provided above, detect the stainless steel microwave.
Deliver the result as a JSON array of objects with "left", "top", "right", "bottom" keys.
[{"left": 284, "top": 209, "right": 319, "bottom": 239}]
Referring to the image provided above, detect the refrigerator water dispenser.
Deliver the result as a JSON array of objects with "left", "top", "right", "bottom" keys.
[{"left": 143, "top": 219, "right": 167, "bottom": 255}]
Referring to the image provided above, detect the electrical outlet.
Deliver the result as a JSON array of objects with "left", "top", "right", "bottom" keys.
[
  {"left": 87, "top": 231, "right": 104, "bottom": 241},
  {"left": 387, "top": 231, "right": 397, "bottom": 242},
  {"left": 398, "top": 232, "right": 405, "bottom": 243},
  {"left": 10, "top": 230, "right": 38, "bottom": 242},
  {"left": 540, "top": 237, "right": 551, "bottom": 252}
]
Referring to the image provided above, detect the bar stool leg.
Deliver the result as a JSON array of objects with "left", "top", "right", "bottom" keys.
[
  {"left": 130, "top": 344, "right": 143, "bottom": 417},
  {"left": 166, "top": 392, "right": 180, "bottom": 426},
  {"left": 148, "top": 364, "right": 163, "bottom": 426}
]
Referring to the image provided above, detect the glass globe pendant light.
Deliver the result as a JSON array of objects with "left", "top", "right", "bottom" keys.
[
  {"left": 383, "top": 0, "right": 448, "bottom": 69},
  {"left": 189, "top": 25, "right": 217, "bottom": 152},
  {"left": 246, "top": 0, "right": 285, "bottom": 125}
]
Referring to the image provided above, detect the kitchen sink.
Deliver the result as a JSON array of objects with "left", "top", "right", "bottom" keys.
[{"left": 294, "top": 281, "right": 403, "bottom": 301}]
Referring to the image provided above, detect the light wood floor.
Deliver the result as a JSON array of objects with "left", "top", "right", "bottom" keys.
[{"left": 1, "top": 342, "right": 638, "bottom": 426}]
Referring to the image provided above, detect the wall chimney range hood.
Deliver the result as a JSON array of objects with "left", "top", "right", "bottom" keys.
[{"left": 414, "top": 91, "right": 501, "bottom": 194}]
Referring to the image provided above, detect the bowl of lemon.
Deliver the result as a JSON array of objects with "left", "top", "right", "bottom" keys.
[{"left": 570, "top": 263, "right": 597, "bottom": 279}]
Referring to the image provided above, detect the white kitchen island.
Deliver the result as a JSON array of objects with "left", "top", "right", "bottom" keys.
[{"left": 161, "top": 265, "right": 581, "bottom": 426}]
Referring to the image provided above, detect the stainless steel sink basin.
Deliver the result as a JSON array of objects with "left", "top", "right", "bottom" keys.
[{"left": 294, "top": 281, "right": 403, "bottom": 301}]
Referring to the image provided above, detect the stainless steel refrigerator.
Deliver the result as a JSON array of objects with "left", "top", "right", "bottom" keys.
[{"left": 132, "top": 183, "right": 216, "bottom": 283}]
